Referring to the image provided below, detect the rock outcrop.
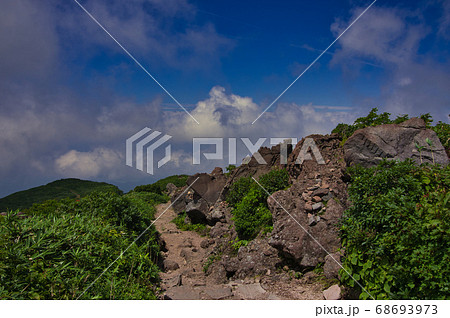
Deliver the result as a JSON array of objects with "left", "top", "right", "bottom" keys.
[
  {"left": 344, "top": 118, "right": 448, "bottom": 167},
  {"left": 165, "top": 121, "right": 448, "bottom": 299}
]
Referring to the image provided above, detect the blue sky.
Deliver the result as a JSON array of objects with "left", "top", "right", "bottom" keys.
[{"left": 1, "top": 0, "right": 449, "bottom": 197}]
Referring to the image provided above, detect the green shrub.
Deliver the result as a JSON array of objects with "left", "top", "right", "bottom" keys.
[
  {"left": 229, "top": 169, "right": 290, "bottom": 241},
  {"left": 0, "top": 191, "right": 161, "bottom": 299},
  {"left": 171, "top": 212, "right": 208, "bottom": 236},
  {"left": 258, "top": 168, "right": 290, "bottom": 194},
  {"left": 226, "top": 176, "right": 253, "bottom": 207},
  {"left": 339, "top": 160, "right": 450, "bottom": 299},
  {"left": 332, "top": 108, "right": 413, "bottom": 141},
  {"left": 232, "top": 187, "right": 272, "bottom": 240},
  {"left": 432, "top": 121, "right": 450, "bottom": 152},
  {"left": 225, "top": 164, "right": 237, "bottom": 177}
]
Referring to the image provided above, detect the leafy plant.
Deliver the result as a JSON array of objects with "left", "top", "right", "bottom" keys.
[
  {"left": 225, "top": 164, "right": 237, "bottom": 176},
  {"left": 432, "top": 121, "right": 450, "bottom": 154},
  {"left": 228, "top": 169, "right": 290, "bottom": 241},
  {"left": 226, "top": 176, "right": 254, "bottom": 208},
  {"left": 415, "top": 141, "right": 425, "bottom": 164},
  {"left": 171, "top": 212, "right": 208, "bottom": 235},
  {"left": 339, "top": 160, "right": 450, "bottom": 299},
  {"left": 0, "top": 191, "right": 162, "bottom": 300}
]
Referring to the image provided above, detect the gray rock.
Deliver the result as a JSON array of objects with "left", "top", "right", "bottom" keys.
[
  {"left": 323, "top": 284, "right": 341, "bottom": 300},
  {"left": 344, "top": 118, "right": 448, "bottom": 167},
  {"left": 308, "top": 214, "right": 320, "bottom": 226},
  {"left": 185, "top": 198, "right": 209, "bottom": 223},
  {"left": 313, "top": 188, "right": 329, "bottom": 197},
  {"left": 187, "top": 172, "right": 227, "bottom": 206},
  {"left": 163, "top": 259, "right": 179, "bottom": 271},
  {"left": 203, "top": 286, "right": 233, "bottom": 300},
  {"left": 312, "top": 202, "right": 323, "bottom": 211},
  {"left": 163, "top": 274, "right": 182, "bottom": 288},
  {"left": 268, "top": 190, "right": 343, "bottom": 267},
  {"left": 166, "top": 183, "right": 178, "bottom": 197},
  {"left": 164, "top": 286, "right": 202, "bottom": 300},
  {"left": 234, "top": 283, "right": 267, "bottom": 300},
  {"left": 170, "top": 186, "right": 188, "bottom": 214},
  {"left": 200, "top": 238, "right": 215, "bottom": 249},
  {"left": 222, "top": 239, "right": 280, "bottom": 279},
  {"left": 324, "top": 253, "right": 342, "bottom": 279}
]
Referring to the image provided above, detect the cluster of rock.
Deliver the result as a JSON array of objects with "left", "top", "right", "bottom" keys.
[{"left": 163, "top": 117, "right": 448, "bottom": 300}]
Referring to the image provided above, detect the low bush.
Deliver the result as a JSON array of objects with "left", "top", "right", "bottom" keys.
[
  {"left": 171, "top": 212, "right": 208, "bottom": 236},
  {"left": 0, "top": 191, "right": 161, "bottom": 299},
  {"left": 339, "top": 160, "right": 450, "bottom": 299},
  {"left": 227, "top": 169, "right": 290, "bottom": 241}
]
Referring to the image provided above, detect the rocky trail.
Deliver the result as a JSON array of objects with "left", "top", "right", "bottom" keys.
[{"left": 154, "top": 202, "right": 325, "bottom": 300}]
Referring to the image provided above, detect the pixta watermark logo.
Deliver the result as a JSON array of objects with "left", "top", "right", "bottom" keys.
[
  {"left": 126, "top": 129, "right": 324, "bottom": 175},
  {"left": 126, "top": 127, "right": 172, "bottom": 175}
]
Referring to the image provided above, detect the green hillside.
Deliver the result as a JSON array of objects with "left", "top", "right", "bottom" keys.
[{"left": 0, "top": 178, "right": 121, "bottom": 211}]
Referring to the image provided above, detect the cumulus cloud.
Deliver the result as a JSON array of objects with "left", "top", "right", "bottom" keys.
[
  {"left": 166, "top": 86, "right": 355, "bottom": 141},
  {"left": 56, "top": 148, "right": 123, "bottom": 179}
]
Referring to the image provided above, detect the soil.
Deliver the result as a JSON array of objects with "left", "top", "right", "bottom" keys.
[{"left": 154, "top": 202, "right": 326, "bottom": 300}]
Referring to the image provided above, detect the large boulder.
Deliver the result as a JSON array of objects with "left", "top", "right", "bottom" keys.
[
  {"left": 221, "top": 239, "right": 280, "bottom": 279},
  {"left": 187, "top": 171, "right": 227, "bottom": 206},
  {"left": 185, "top": 197, "right": 209, "bottom": 223},
  {"left": 268, "top": 188, "right": 344, "bottom": 267},
  {"left": 344, "top": 118, "right": 448, "bottom": 167},
  {"left": 170, "top": 186, "right": 190, "bottom": 214}
]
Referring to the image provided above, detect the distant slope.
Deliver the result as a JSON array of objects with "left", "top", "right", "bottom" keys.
[{"left": 0, "top": 178, "right": 122, "bottom": 211}]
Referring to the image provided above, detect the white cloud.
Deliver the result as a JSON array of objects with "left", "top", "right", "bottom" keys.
[
  {"left": 56, "top": 148, "right": 123, "bottom": 179},
  {"left": 330, "top": 4, "right": 450, "bottom": 121}
]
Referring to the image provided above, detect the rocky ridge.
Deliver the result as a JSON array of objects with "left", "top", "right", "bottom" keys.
[{"left": 158, "top": 118, "right": 448, "bottom": 300}]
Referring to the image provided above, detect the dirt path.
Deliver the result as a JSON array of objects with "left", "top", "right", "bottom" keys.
[{"left": 154, "top": 202, "right": 325, "bottom": 300}]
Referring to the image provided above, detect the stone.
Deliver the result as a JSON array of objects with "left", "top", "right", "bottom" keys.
[
  {"left": 308, "top": 214, "right": 320, "bottom": 226},
  {"left": 222, "top": 239, "right": 280, "bottom": 279},
  {"left": 187, "top": 172, "right": 227, "bottom": 206},
  {"left": 209, "top": 222, "right": 230, "bottom": 238},
  {"left": 203, "top": 286, "right": 233, "bottom": 300},
  {"left": 211, "top": 167, "right": 224, "bottom": 176},
  {"left": 200, "top": 238, "right": 215, "bottom": 249},
  {"left": 206, "top": 201, "right": 231, "bottom": 225},
  {"left": 185, "top": 198, "right": 209, "bottom": 223},
  {"left": 166, "top": 183, "right": 178, "bottom": 196},
  {"left": 312, "top": 202, "right": 323, "bottom": 211},
  {"left": 313, "top": 188, "right": 329, "bottom": 197},
  {"left": 234, "top": 283, "right": 267, "bottom": 300},
  {"left": 312, "top": 196, "right": 322, "bottom": 202},
  {"left": 305, "top": 203, "right": 313, "bottom": 212},
  {"left": 163, "top": 259, "right": 179, "bottom": 271},
  {"left": 170, "top": 186, "right": 188, "bottom": 214},
  {"left": 164, "top": 286, "right": 202, "bottom": 300},
  {"left": 324, "top": 253, "right": 342, "bottom": 279},
  {"left": 323, "top": 284, "right": 341, "bottom": 300},
  {"left": 180, "top": 248, "right": 194, "bottom": 261},
  {"left": 268, "top": 188, "right": 344, "bottom": 267},
  {"left": 344, "top": 118, "right": 448, "bottom": 167},
  {"left": 163, "top": 274, "right": 182, "bottom": 288}
]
